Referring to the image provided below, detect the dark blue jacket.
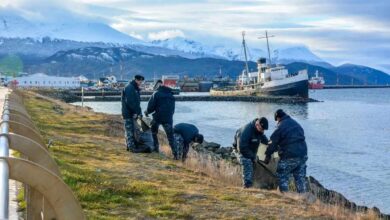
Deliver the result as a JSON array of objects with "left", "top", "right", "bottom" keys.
[
  {"left": 235, "top": 119, "right": 268, "bottom": 161},
  {"left": 265, "top": 115, "right": 307, "bottom": 159},
  {"left": 121, "top": 80, "right": 141, "bottom": 119},
  {"left": 146, "top": 86, "right": 175, "bottom": 124},
  {"left": 174, "top": 123, "right": 199, "bottom": 144}
]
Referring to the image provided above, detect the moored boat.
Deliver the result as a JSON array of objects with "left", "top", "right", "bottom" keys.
[
  {"left": 309, "top": 70, "right": 325, "bottom": 89},
  {"left": 210, "top": 31, "right": 309, "bottom": 98}
]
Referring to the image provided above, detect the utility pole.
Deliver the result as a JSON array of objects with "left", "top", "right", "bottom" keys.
[{"left": 258, "top": 30, "right": 275, "bottom": 65}]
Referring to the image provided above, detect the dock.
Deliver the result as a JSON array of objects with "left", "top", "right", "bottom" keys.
[
  {"left": 324, "top": 85, "right": 390, "bottom": 89},
  {"left": 80, "top": 95, "right": 318, "bottom": 103}
]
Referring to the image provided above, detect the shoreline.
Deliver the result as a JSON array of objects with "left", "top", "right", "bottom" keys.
[
  {"left": 34, "top": 89, "right": 320, "bottom": 103},
  {"left": 20, "top": 90, "right": 390, "bottom": 218},
  {"left": 90, "top": 95, "right": 319, "bottom": 103}
]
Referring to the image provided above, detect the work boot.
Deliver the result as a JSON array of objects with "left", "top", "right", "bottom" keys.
[
  {"left": 127, "top": 145, "right": 135, "bottom": 152},
  {"left": 243, "top": 184, "right": 253, "bottom": 189},
  {"left": 153, "top": 145, "right": 159, "bottom": 153}
]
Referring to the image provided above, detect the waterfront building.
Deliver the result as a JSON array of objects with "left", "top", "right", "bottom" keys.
[{"left": 8, "top": 73, "right": 80, "bottom": 89}]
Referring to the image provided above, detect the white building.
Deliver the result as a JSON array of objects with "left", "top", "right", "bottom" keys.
[{"left": 9, "top": 73, "right": 80, "bottom": 89}]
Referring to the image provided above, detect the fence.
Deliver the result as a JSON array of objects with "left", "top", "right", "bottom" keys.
[{"left": 0, "top": 90, "right": 84, "bottom": 220}]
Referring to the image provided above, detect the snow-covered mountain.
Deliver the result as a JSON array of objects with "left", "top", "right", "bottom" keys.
[
  {"left": 0, "top": 12, "right": 143, "bottom": 45},
  {"left": 151, "top": 37, "right": 226, "bottom": 59},
  {"left": 0, "top": 11, "right": 326, "bottom": 65},
  {"left": 274, "top": 46, "right": 323, "bottom": 63},
  {"left": 150, "top": 37, "right": 325, "bottom": 65}
]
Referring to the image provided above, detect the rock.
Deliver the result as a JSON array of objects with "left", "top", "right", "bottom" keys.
[
  {"left": 204, "top": 142, "right": 220, "bottom": 151},
  {"left": 215, "top": 147, "right": 230, "bottom": 155},
  {"left": 191, "top": 143, "right": 203, "bottom": 151}
]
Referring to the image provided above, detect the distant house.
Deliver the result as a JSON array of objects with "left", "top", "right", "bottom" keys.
[
  {"left": 97, "top": 75, "right": 117, "bottom": 87},
  {"left": 78, "top": 75, "right": 89, "bottom": 82},
  {"left": 9, "top": 73, "right": 80, "bottom": 89}
]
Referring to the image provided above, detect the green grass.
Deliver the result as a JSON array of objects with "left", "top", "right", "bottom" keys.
[{"left": 16, "top": 187, "right": 26, "bottom": 212}]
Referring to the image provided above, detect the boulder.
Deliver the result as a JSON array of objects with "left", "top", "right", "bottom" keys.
[{"left": 204, "top": 142, "right": 221, "bottom": 151}]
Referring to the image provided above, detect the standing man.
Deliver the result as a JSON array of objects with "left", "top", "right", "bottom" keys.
[
  {"left": 121, "top": 75, "right": 144, "bottom": 152},
  {"left": 233, "top": 117, "right": 269, "bottom": 188},
  {"left": 265, "top": 109, "right": 308, "bottom": 193},
  {"left": 144, "top": 80, "right": 177, "bottom": 159},
  {"left": 173, "top": 123, "right": 204, "bottom": 162}
]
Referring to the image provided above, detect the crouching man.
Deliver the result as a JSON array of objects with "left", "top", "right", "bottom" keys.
[
  {"left": 233, "top": 117, "right": 269, "bottom": 188},
  {"left": 173, "top": 123, "right": 204, "bottom": 161},
  {"left": 265, "top": 109, "right": 308, "bottom": 193}
]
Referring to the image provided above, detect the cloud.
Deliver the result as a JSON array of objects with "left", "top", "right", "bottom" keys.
[{"left": 147, "top": 30, "right": 186, "bottom": 41}]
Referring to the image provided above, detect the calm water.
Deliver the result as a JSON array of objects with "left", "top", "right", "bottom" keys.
[{"left": 74, "top": 89, "right": 390, "bottom": 213}]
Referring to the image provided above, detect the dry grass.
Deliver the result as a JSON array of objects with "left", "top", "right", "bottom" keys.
[{"left": 19, "top": 90, "right": 381, "bottom": 219}]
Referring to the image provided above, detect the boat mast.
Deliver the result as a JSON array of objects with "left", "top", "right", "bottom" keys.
[
  {"left": 242, "top": 31, "right": 250, "bottom": 86},
  {"left": 258, "top": 30, "right": 275, "bottom": 65}
]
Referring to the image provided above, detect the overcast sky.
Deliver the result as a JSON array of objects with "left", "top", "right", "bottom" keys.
[{"left": 1, "top": 0, "right": 389, "bottom": 73}]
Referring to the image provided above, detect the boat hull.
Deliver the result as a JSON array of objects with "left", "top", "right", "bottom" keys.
[
  {"left": 260, "top": 79, "right": 309, "bottom": 98},
  {"left": 309, "top": 83, "right": 324, "bottom": 89},
  {"left": 210, "top": 79, "right": 309, "bottom": 98}
]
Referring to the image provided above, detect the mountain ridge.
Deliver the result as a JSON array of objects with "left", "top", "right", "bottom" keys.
[{"left": 12, "top": 46, "right": 390, "bottom": 85}]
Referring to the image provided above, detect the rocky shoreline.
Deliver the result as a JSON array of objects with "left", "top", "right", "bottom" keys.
[{"left": 156, "top": 130, "right": 389, "bottom": 219}]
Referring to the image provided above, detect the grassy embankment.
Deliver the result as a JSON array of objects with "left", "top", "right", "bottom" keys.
[{"left": 22, "top": 91, "right": 375, "bottom": 219}]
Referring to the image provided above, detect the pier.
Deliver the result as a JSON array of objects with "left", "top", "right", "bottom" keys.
[
  {"left": 324, "top": 85, "right": 390, "bottom": 89},
  {"left": 78, "top": 95, "right": 318, "bottom": 103}
]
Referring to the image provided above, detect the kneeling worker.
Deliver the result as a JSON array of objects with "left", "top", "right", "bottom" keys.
[
  {"left": 233, "top": 117, "right": 269, "bottom": 188},
  {"left": 265, "top": 109, "right": 308, "bottom": 193},
  {"left": 173, "top": 123, "right": 204, "bottom": 161}
]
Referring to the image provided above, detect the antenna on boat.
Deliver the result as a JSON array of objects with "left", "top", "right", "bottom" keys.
[
  {"left": 241, "top": 31, "right": 250, "bottom": 86},
  {"left": 258, "top": 30, "right": 275, "bottom": 65},
  {"left": 120, "top": 61, "right": 123, "bottom": 80}
]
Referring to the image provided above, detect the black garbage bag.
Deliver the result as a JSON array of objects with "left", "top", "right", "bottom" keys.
[{"left": 131, "top": 117, "right": 154, "bottom": 153}]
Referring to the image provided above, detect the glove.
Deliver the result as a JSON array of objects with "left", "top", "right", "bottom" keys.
[
  {"left": 260, "top": 135, "right": 269, "bottom": 145},
  {"left": 144, "top": 110, "right": 149, "bottom": 117},
  {"left": 264, "top": 155, "right": 271, "bottom": 165}
]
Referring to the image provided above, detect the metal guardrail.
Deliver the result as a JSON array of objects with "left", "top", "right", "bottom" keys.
[
  {"left": 0, "top": 93, "right": 10, "bottom": 219},
  {"left": 0, "top": 91, "right": 85, "bottom": 219}
]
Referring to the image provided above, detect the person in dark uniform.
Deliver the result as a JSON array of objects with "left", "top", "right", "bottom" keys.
[
  {"left": 265, "top": 109, "right": 308, "bottom": 193},
  {"left": 144, "top": 80, "right": 177, "bottom": 159},
  {"left": 121, "top": 75, "right": 144, "bottom": 152},
  {"left": 173, "top": 123, "right": 204, "bottom": 161},
  {"left": 233, "top": 117, "right": 269, "bottom": 188}
]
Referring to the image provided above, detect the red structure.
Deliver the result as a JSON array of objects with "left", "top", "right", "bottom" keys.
[{"left": 162, "top": 75, "right": 179, "bottom": 88}]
